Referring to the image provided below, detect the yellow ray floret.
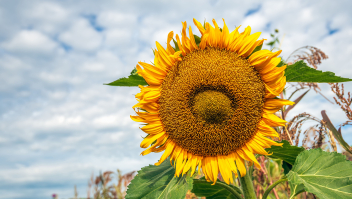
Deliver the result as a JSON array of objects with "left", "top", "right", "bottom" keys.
[{"left": 131, "top": 18, "right": 292, "bottom": 185}]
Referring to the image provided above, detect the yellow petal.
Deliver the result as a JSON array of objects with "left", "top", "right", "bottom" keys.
[
  {"left": 141, "top": 134, "right": 167, "bottom": 155},
  {"left": 155, "top": 140, "right": 175, "bottom": 166},
  {"left": 253, "top": 50, "right": 282, "bottom": 71},
  {"left": 212, "top": 19, "right": 221, "bottom": 48},
  {"left": 247, "top": 138, "right": 269, "bottom": 155},
  {"left": 199, "top": 34, "right": 209, "bottom": 50},
  {"left": 154, "top": 51, "right": 170, "bottom": 71},
  {"left": 193, "top": 18, "right": 205, "bottom": 35},
  {"left": 262, "top": 113, "right": 287, "bottom": 127},
  {"left": 210, "top": 157, "right": 219, "bottom": 185},
  {"left": 265, "top": 75, "right": 286, "bottom": 98},
  {"left": 248, "top": 49, "right": 272, "bottom": 65},
  {"left": 136, "top": 65, "right": 163, "bottom": 86},
  {"left": 241, "top": 146, "right": 261, "bottom": 168},
  {"left": 217, "top": 156, "right": 232, "bottom": 184},
  {"left": 155, "top": 42, "right": 174, "bottom": 67},
  {"left": 232, "top": 26, "right": 252, "bottom": 52},
  {"left": 220, "top": 18, "right": 229, "bottom": 48},
  {"left": 227, "top": 153, "right": 238, "bottom": 177},
  {"left": 259, "top": 57, "right": 281, "bottom": 74},
  {"left": 182, "top": 153, "right": 193, "bottom": 175},
  {"left": 261, "top": 65, "right": 286, "bottom": 83},
  {"left": 263, "top": 98, "right": 294, "bottom": 114},
  {"left": 257, "top": 121, "right": 280, "bottom": 138},
  {"left": 166, "top": 31, "right": 175, "bottom": 55},
  {"left": 181, "top": 21, "right": 191, "bottom": 53},
  {"left": 238, "top": 32, "right": 261, "bottom": 57},
  {"left": 226, "top": 26, "right": 241, "bottom": 51},
  {"left": 140, "top": 132, "right": 165, "bottom": 148},
  {"left": 190, "top": 156, "right": 199, "bottom": 176},
  {"left": 176, "top": 34, "right": 187, "bottom": 56},
  {"left": 140, "top": 122, "right": 164, "bottom": 134},
  {"left": 188, "top": 26, "right": 198, "bottom": 51},
  {"left": 143, "top": 90, "right": 160, "bottom": 101},
  {"left": 175, "top": 149, "right": 187, "bottom": 176},
  {"left": 234, "top": 152, "right": 246, "bottom": 177}
]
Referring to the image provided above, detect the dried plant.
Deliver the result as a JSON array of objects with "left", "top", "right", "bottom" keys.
[
  {"left": 283, "top": 112, "right": 336, "bottom": 152},
  {"left": 84, "top": 170, "right": 135, "bottom": 199},
  {"left": 330, "top": 83, "right": 352, "bottom": 126},
  {"left": 287, "top": 46, "right": 328, "bottom": 69},
  {"left": 286, "top": 46, "right": 332, "bottom": 103}
]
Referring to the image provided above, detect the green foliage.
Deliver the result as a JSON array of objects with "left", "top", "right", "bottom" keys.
[
  {"left": 289, "top": 183, "right": 305, "bottom": 199},
  {"left": 277, "top": 60, "right": 286, "bottom": 68},
  {"left": 287, "top": 149, "right": 352, "bottom": 199},
  {"left": 105, "top": 68, "right": 148, "bottom": 87},
  {"left": 125, "top": 158, "right": 193, "bottom": 199},
  {"left": 266, "top": 140, "right": 305, "bottom": 175},
  {"left": 285, "top": 61, "right": 352, "bottom": 83},
  {"left": 265, "top": 140, "right": 305, "bottom": 165},
  {"left": 266, "top": 30, "right": 280, "bottom": 51},
  {"left": 194, "top": 35, "right": 201, "bottom": 46},
  {"left": 172, "top": 39, "right": 180, "bottom": 52},
  {"left": 192, "top": 177, "right": 242, "bottom": 199},
  {"left": 282, "top": 161, "right": 292, "bottom": 175}
]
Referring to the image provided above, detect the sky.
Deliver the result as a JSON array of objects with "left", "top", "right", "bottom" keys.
[{"left": 1, "top": 0, "right": 352, "bottom": 198}]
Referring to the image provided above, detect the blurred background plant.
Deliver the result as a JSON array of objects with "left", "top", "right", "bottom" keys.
[
  {"left": 74, "top": 29, "right": 352, "bottom": 199},
  {"left": 72, "top": 170, "right": 135, "bottom": 199}
]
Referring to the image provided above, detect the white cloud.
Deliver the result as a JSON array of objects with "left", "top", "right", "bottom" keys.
[
  {"left": 104, "top": 28, "right": 132, "bottom": 47},
  {"left": 96, "top": 12, "right": 137, "bottom": 28},
  {"left": 26, "top": 2, "right": 69, "bottom": 34},
  {"left": 241, "top": 14, "right": 268, "bottom": 32},
  {"left": 30, "top": 2, "right": 68, "bottom": 23},
  {"left": 0, "top": 54, "right": 30, "bottom": 92},
  {"left": 1, "top": 30, "right": 59, "bottom": 54},
  {"left": 59, "top": 18, "right": 102, "bottom": 51}
]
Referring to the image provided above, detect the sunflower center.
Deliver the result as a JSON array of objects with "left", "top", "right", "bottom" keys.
[
  {"left": 192, "top": 90, "right": 233, "bottom": 124},
  {"left": 159, "top": 47, "right": 265, "bottom": 156}
]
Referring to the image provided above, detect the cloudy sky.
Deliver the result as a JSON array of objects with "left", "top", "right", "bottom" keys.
[{"left": 1, "top": 0, "right": 352, "bottom": 198}]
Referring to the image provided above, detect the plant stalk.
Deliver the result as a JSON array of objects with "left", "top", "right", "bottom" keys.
[
  {"left": 238, "top": 166, "right": 257, "bottom": 199},
  {"left": 262, "top": 178, "right": 288, "bottom": 199}
]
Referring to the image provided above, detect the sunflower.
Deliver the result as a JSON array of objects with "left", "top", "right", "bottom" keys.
[{"left": 131, "top": 19, "right": 294, "bottom": 185}]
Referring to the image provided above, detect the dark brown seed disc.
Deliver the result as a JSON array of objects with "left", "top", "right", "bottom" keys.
[{"left": 158, "top": 47, "right": 265, "bottom": 156}]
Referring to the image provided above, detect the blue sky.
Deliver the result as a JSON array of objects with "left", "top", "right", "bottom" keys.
[{"left": 1, "top": 0, "right": 352, "bottom": 198}]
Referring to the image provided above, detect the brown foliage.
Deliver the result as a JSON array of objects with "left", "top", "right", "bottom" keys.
[{"left": 86, "top": 170, "right": 136, "bottom": 199}]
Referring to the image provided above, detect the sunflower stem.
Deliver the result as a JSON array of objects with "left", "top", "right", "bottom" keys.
[
  {"left": 238, "top": 165, "right": 257, "bottom": 199},
  {"left": 262, "top": 177, "right": 288, "bottom": 199}
]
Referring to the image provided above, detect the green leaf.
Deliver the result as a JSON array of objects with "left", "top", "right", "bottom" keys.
[
  {"left": 285, "top": 61, "right": 352, "bottom": 83},
  {"left": 172, "top": 39, "right": 180, "bottom": 52},
  {"left": 105, "top": 68, "right": 148, "bottom": 87},
  {"left": 265, "top": 140, "right": 305, "bottom": 165},
  {"left": 193, "top": 34, "right": 201, "bottom": 46},
  {"left": 266, "top": 41, "right": 275, "bottom": 46},
  {"left": 287, "top": 149, "right": 352, "bottom": 199},
  {"left": 282, "top": 161, "right": 292, "bottom": 175},
  {"left": 277, "top": 60, "right": 286, "bottom": 67},
  {"left": 125, "top": 158, "right": 193, "bottom": 199},
  {"left": 192, "top": 177, "right": 243, "bottom": 199},
  {"left": 289, "top": 183, "right": 305, "bottom": 199}
]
